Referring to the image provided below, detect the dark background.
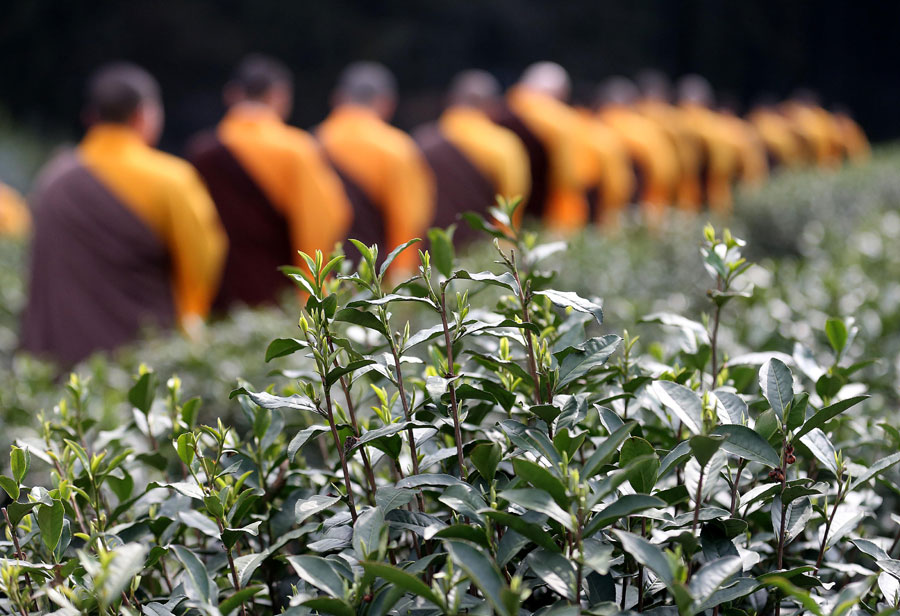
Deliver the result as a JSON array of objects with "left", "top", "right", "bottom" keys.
[{"left": 1, "top": 0, "right": 897, "bottom": 155}]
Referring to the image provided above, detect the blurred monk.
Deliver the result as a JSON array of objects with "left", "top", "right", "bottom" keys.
[
  {"left": 635, "top": 69, "right": 704, "bottom": 210},
  {"left": 413, "top": 70, "right": 530, "bottom": 243},
  {"left": 831, "top": 105, "right": 871, "bottom": 163},
  {"left": 490, "top": 62, "right": 588, "bottom": 230},
  {"left": 21, "top": 62, "right": 226, "bottom": 365},
  {"left": 318, "top": 61, "right": 434, "bottom": 273},
  {"left": 747, "top": 98, "right": 807, "bottom": 170},
  {"left": 187, "top": 54, "right": 351, "bottom": 310},
  {"left": 677, "top": 75, "right": 741, "bottom": 213},
  {"left": 595, "top": 77, "right": 680, "bottom": 222},
  {"left": 0, "top": 182, "right": 30, "bottom": 236},
  {"left": 716, "top": 97, "right": 768, "bottom": 189},
  {"left": 780, "top": 90, "right": 843, "bottom": 169}
]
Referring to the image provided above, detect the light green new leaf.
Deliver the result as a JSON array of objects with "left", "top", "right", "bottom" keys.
[
  {"left": 37, "top": 499, "right": 65, "bottom": 552},
  {"left": 825, "top": 318, "right": 848, "bottom": 355}
]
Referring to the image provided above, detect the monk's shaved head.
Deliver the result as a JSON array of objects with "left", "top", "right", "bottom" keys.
[
  {"left": 85, "top": 62, "right": 160, "bottom": 124},
  {"left": 335, "top": 62, "right": 397, "bottom": 105},
  {"left": 635, "top": 69, "right": 672, "bottom": 102},
  {"left": 230, "top": 53, "right": 293, "bottom": 100},
  {"left": 448, "top": 69, "right": 501, "bottom": 109},
  {"left": 677, "top": 74, "right": 715, "bottom": 107},
  {"left": 519, "top": 62, "right": 571, "bottom": 102},
  {"left": 595, "top": 76, "right": 640, "bottom": 107}
]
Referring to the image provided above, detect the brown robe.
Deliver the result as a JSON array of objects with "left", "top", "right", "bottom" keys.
[
  {"left": 413, "top": 124, "right": 495, "bottom": 245},
  {"left": 186, "top": 132, "right": 293, "bottom": 311},
  {"left": 323, "top": 154, "right": 386, "bottom": 265},
  {"left": 490, "top": 103, "right": 550, "bottom": 220},
  {"left": 20, "top": 151, "right": 175, "bottom": 366}
]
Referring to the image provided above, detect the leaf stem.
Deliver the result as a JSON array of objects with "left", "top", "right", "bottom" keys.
[
  {"left": 510, "top": 251, "right": 542, "bottom": 405},
  {"left": 439, "top": 285, "right": 467, "bottom": 481},
  {"left": 814, "top": 479, "right": 844, "bottom": 572},
  {"left": 2, "top": 507, "right": 34, "bottom": 615},
  {"left": 691, "top": 465, "right": 706, "bottom": 535}
]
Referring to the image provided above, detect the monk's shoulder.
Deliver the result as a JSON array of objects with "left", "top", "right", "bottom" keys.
[
  {"left": 377, "top": 123, "right": 422, "bottom": 164},
  {"left": 274, "top": 125, "right": 321, "bottom": 161},
  {"left": 141, "top": 148, "right": 206, "bottom": 192}
]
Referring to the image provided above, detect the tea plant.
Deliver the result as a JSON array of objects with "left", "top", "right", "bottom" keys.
[{"left": 2, "top": 197, "right": 900, "bottom": 616}]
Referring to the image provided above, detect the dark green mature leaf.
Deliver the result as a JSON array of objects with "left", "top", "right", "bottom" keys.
[
  {"left": 714, "top": 390, "right": 749, "bottom": 424},
  {"left": 713, "top": 424, "right": 781, "bottom": 468},
  {"left": 513, "top": 459, "right": 568, "bottom": 508},
  {"left": 128, "top": 371, "right": 157, "bottom": 414},
  {"left": 287, "top": 555, "right": 347, "bottom": 598},
  {"left": 37, "top": 499, "right": 64, "bottom": 552},
  {"left": 799, "top": 428, "right": 838, "bottom": 475},
  {"left": 759, "top": 577, "right": 824, "bottom": 616},
  {"left": 427, "top": 227, "right": 455, "bottom": 278},
  {"left": 361, "top": 561, "right": 444, "bottom": 608},
  {"left": 654, "top": 381, "right": 703, "bottom": 434},
  {"left": 793, "top": 395, "right": 868, "bottom": 440},
  {"left": 481, "top": 510, "right": 561, "bottom": 553},
  {"left": 379, "top": 238, "right": 422, "bottom": 279},
  {"left": 396, "top": 474, "right": 465, "bottom": 489},
  {"left": 689, "top": 556, "right": 743, "bottom": 606},
  {"left": 498, "top": 488, "right": 573, "bottom": 530},
  {"left": 353, "top": 507, "right": 386, "bottom": 559},
  {"left": 229, "top": 388, "right": 320, "bottom": 415},
  {"left": 451, "top": 269, "right": 518, "bottom": 292},
  {"left": 849, "top": 451, "right": 900, "bottom": 491},
  {"left": 587, "top": 495, "right": 666, "bottom": 535},
  {"left": 619, "top": 437, "right": 659, "bottom": 493},
  {"left": 582, "top": 422, "right": 636, "bottom": 478},
  {"left": 295, "top": 494, "right": 342, "bottom": 524},
  {"left": 555, "top": 335, "right": 622, "bottom": 388},
  {"left": 347, "top": 293, "right": 435, "bottom": 308},
  {"left": 471, "top": 442, "right": 502, "bottom": 482},
  {"left": 759, "top": 358, "right": 794, "bottom": 425},
  {"left": 534, "top": 289, "right": 603, "bottom": 324},
  {"left": 375, "top": 487, "right": 416, "bottom": 512},
  {"left": 611, "top": 529, "right": 674, "bottom": 586},
  {"left": 265, "top": 338, "right": 307, "bottom": 362},
  {"left": 334, "top": 308, "right": 388, "bottom": 337},
  {"left": 690, "top": 435, "right": 724, "bottom": 468},
  {"left": 288, "top": 425, "right": 330, "bottom": 461},
  {"left": 232, "top": 552, "right": 268, "bottom": 588},
  {"left": 772, "top": 496, "right": 812, "bottom": 543},
  {"left": 220, "top": 586, "right": 264, "bottom": 614},
  {"left": 171, "top": 545, "right": 213, "bottom": 603},
  {"left": 326, "top": 359, "right": 376, "bottom": 387},
  {"left": 445, "top": 541, "right": 514, "bottom": 616},
  {"left": 786, "top": 392, "right": 808, "bottom": 431},
  {"left": 302, "top": 598, "right": 355, "bottom": 616},
  {"left": 659, "top": 440, "right": 693, "bottom": 478},
  {"left": 526, "top": 549, "right": 576, "bottom": 600}
]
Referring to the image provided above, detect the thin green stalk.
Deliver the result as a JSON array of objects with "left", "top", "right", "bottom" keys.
[{"left": 439, "top": 285, "right": 467, "bottom": 480}]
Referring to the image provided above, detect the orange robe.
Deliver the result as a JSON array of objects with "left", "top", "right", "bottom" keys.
[
  {"left": 679, "top": 104, "right": 742, "bottom": 213},
  {"left": 0, "top": 182, "right": 30, "bottom": 236},
  {"left": 833, "top": 113, "right": 870, "bottom": 163},
  {"left": 780, "top": 103, "right": 843, "bottom": 168},
  {"left": 572, "top": 109, "right": 635, "bottom": 226},
  {"left": 747, "top": 109, "right": 807, "bottom": 169},
  {"left": 318, "top": 105, "right": 435, "bottom": 273}
]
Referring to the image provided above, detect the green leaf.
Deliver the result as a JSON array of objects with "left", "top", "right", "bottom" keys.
[
  {"left": 498, "top": 488, "right": 573, "bottom": 530},
  {"left": 759, "top": 358, "right": 794, "bottom": 425},
  {"left": 582, "top": 422, "right": 637, "bottom": 478},
  {"left": 229, "top": 388, "right": 320, "bottom": 415},
  {"left": 353, "top": 507, "right": 386, "bottom": 559},
  {"left": 825, "top": 318, "right": 848, "bottom": 355},
  {"left": 232, "top": 552, "right": 268, "bottom": 588},
  {"left": 326, "top": 359, "right": 376, "bottom": 387},
  {"left": 450, "top": 269, "right": 518, "bottom": 292},
  {"left": 375, "top": 487, "right": 416, "bottom": 512},
  {"left": 849, "top": 451, "right": 900, "bottom": 491},
  {"left": 333, "top": 308, "right": 388, "bottom": 337},
  {"left": 759, "top": 577, "right": 824, "bottom": 616},
  {"left": 587, "top": 494, "right": 666, "bottom": 535},
  {"left": 512, "top": 458, "right": 568, "bottom": 508},
  {"left": 128, "top": 371, "right": 157, "bottom": 414},
  {"left": 793, "top": 395, "right": 868, "bottom": 440},
  {"left": 611, "top": 529, "right": 674, "bottom": 586},
  {"left": 379, "top": 238, "right": 422, "bottom": 279},
  {"left": 799, "top": 428, "right": 839, "bottom": 475},
  {"left": 37, "top": 499, "right": 64, "bottom": 552},
  {"left": 175, "top": 433, "right": 194, "bottom": 467},
  {"left": 690, "top": 435, "right": 724, "bottom": 468},
  {"left": 219, "top": 586, "right": 264, "bottom": 614},
  {"left": 288, "top": 425, "right": 330, "bottom": 461},
  {"left": 712, "top": 424, "right": 781, "bottom": 468},
  {"left": 287, "top": 555, "right": 347, "bottom": 598},
  {"left": 444, "top": 541, "right": 513, "bottom": 616},
  {"left": 0, "top": 475, "right": 19, "bottom": 500},
  {"left": 295, "top": 494, "right": 342, "bottom": 524},
  {"left": 264, "top": 338, "right": 307, "bottom": 362},
  {"left": 480, "top": 510, "right": 562, "bottom": 553},
  {"left": 10, "top": 446, "right": 29, "bottom": 484},
  {"left": 171, "top": 545, "right": 213, "bottom": 603},
  {"left": 534, "top": 289, "right": 603, "bottom": 324},
  {"left": 786, "top": 392, "right": 808, "bottom": 432},
  {"left": 302, "top": 597, "right": 355, "bottom": 616},
  {"left": 689, "top": 555, "right": 743, "bottom": 606},
  {"left": 360, "top": 561, "right": 444, "bottom": 608},
  {"left": 654, "top": 381, "right": 703, "bottom": 435},
  {"left": 555, "top": 335, "right": 622, "bottom": 388},
  {"left": 619, "top": 437, "right": 659, "bottom": 493},
  {"left": 526, "top": 549, "right": 576, "bottom": 600},
  {"left": 427, "top": 227, "right": 455, "bottom": 278},
  {"left": 772, "top": 495, "right": 812, "bottom": 543},
  {"left": 471, "top": 442, "right": 502, "bottom": 482}
]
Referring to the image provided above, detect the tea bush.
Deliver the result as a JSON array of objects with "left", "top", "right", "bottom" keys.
[{"left": 3, "top": 194, "right": 900, "bottom": 616}]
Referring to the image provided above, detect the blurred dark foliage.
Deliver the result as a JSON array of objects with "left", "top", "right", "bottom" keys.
[{"left": 1, "top": 0, "right": 897, "bottom": 152}]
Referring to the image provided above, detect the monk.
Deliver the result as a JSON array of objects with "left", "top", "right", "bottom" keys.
[
  {"left": 490, "top": 62, "right": 588, "bottom": 230},
  {"left": 676, "top": 75, "right": 741, "bottom": 213},
  {"left": 747, "top": 98, "right": 808, "bottom": 170},
  {"left": 716, "top": 99, "right": 769, "bottom": 189},
  {"left": 187, "top": 54, "right": 351, "bottom": 310},
  {"left": 0, "top": 182, "right": 30, "bottom": 236},
  {"left": 20, "top": 63, "right": 226, "bottom": 366},
  {"left": 780, "top": 90, "right": 843, "bottom": 169},
  {"left": 831, "top": 105, "right": 871, "bottom": 163},
  {"left": 413, "top": 70, "right": 530, "bottom": 242},
  {"left": 595, "top": 77, "right": 680, "bottom": 221},
  {"left": 634, "top": 69, "right": 704, "bottom": 210},
  {"left": 318, "top": 62, "right": 434, "bottom": 273}
]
